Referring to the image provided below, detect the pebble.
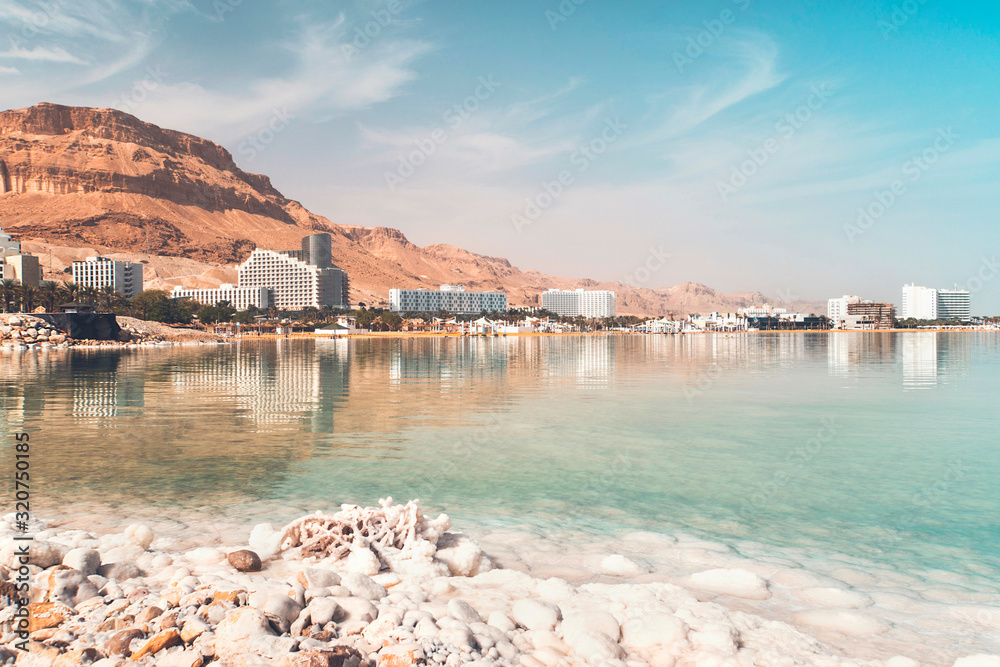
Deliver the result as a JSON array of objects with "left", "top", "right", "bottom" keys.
[
  {"left": 227, "top": 549, "right": 262, "bottom": 572},
  {"left": 512, "top": 599, "right": 561, "bottom": 631}
]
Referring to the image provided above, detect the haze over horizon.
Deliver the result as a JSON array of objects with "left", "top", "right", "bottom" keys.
[{"left": 2, "top": 0, "right": 998, "bottom": 312}]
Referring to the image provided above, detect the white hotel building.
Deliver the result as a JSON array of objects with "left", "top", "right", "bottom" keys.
[
  {"left": 827, "top": 295, "right": 862, "bottom": 325},
  {"left": 901, "top": 284, "right": 971, "bottom": 321},
  {"left": 72, "top": 256, "right": 144, "bottom": 298},
  {"left": 170, "top": 284, "right": 273, "bottom": 311},
  {"left": 237, "top": 234, "right": 348, "bottom": 310},
  {"left": 389, "top": 285, "right": 507, "bottom": 314},
  {"left": 540, "top": 289, "right": 616, "bottom": 318}
]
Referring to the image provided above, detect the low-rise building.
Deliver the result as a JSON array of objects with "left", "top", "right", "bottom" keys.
[
  {"left": 2, "top": 254, "right": 41, "bottom": 287},
  {"left": 540, "top": 288, "right": 616, "bottom": 318},
  {"left": 828, "top": 295, "right": 862, "bottom": 326},
  {"left": 845, "top": 302, "right": 896, "bottom": 330},
  {"left": 72, "top": 256, "right": 144, "bottom": 298},
  {"left": 389, "top": 285, "right": 507, "bottom": 314},
  {"left": 170, "top": 284, "right": 273, "bottom": 311}
]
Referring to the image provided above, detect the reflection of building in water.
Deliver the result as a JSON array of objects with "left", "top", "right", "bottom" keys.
[
  {"left": 72, "top": 355, "right": 144, "bottom": 421},
  {"left": 534, "top": 336, "right": 615, "bottom": 385},
  {"left": 827, "top": 332, "right": 898, "bottom": 378},
  {"left": 170, "top": 343, "right": 349, "bottom": 431},
  {"left": 387, "top": 337, "right": 509, "bottom": 391},
  {"left": 902, "top": 333, "right": 938, "bottom": 387}
]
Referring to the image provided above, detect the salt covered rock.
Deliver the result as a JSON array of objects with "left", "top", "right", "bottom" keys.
[
  {"left": 434, "top": 533, "right": 492, "bottom": 577},
  {"left": 214, "top": 607, "right": 275, "bottom": 657},
  {"left": 63, "top": 547, "right": 101, "bottom": 576},
  {"left": 488, "top": 610, "right": 516, "bottom": 633},
  {"left": 447, "top": 598, "right": 482, "bottom": 625},
  {"left": 98, "top": 561, "right": 141, "bottom": 581},
  {"left": 792, "top": 586, "right": 873, "bottom": 609},
  {"left": 512, "top": 599, "right": 561, "bottom": 631},
  {"left": 688, "top": 568, "right": 771, "bottom": 600},
  {"left": 599, "top": 554, "right": 649, "bottom": 578},
  {"left": 622, "top": 612, "right": 688, "bottom": 649},
  {"left": 792, "top": 609, "right": 891, "bottom": 636},
  {"left": 341, "top": 572, "right": 387, "bottom": 600},
  {"left": 125, "top": 524, "right": 154, "bottom": 550},
  {"left": 561, "top": 611, "right": 621, "bottom": 642},
  {"left": 954, "top": 657, "right": 1000, "bottom": 667},
  {"left": 186, "top": 547, "right": 226, "bottom": 565},
  {"left": 332, "top": 596, "right": 378, "bottom": 623},
  {"left": 296, "top": 567, "right": 341, "bottom": 590},
  {"left": 346, "top": 544, "right": 382, "bottom": 575},
  {"left": 307, "top": 597, "right": 340, "bottom": 626}
]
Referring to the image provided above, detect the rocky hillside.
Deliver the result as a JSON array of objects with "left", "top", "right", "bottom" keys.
[{"left": 0, "top": 103, "right": 822, "bottom": 316}]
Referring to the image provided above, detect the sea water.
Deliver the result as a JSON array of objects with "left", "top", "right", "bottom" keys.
[{"left": 2, "top": 333, "right": 999, "bottom": 660}]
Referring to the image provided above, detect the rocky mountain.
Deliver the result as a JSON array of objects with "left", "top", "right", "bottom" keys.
[{"left": 0, "top": 103, "right": 823, "bottom": 316}]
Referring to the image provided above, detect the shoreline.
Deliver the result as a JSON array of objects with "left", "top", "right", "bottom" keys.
[{"left": 7, "top": 501, "right": 999, "bottom": 667}]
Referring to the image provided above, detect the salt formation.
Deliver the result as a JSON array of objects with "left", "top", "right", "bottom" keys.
[{"left": 1, "top": 500, "right": 998, "bottom": 667}]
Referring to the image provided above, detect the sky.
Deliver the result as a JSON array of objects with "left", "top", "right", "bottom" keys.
[{"left": 1, "top": 0, "right": 999, "bottom": 311}]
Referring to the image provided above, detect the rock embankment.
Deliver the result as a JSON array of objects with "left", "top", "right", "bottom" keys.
[
  {"left": 0, "top": 315, "right": 70, "bottom": 350},
  {"left": 0, "top": 314, "right": 221, "bottom": 349}
]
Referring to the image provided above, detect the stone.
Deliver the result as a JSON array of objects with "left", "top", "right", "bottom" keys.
[
  {"left": 52, "top": 648, "right": 104, "bottom": 667},
  {"left": 447, "top": 598, "right": 482, "bottom": 625},
  {"left": 62, "top": 548, "right": 101, "bottom": 576},
  {"left": 621, "top": 612, "right": 689, "bottom": 649},
  {"left": 97, "top": 561, "right": 141, "bottom": 581},
  {"left": 332, "top": 596, "right": 378, "bottom": 623},
  {"left": 511, "top": 599, "right": 561, "bottom": 632},
  {"left": 104, "top": 628, "right": 146, "bottom": 657},
  {"left": 378, "top": 643, "right": 424, "bottom": 667},
  {"left": 296, "top": 567, "right": 341, "bottom": 589},
  {"left": 121, "top": 524, "right": 154, "bottom": 550},
  {"left": 181, "top": 616, "right": 211, "bottom": 643},
  {"left": 688, "top": 568, "right": 771, "bottom": 600},
  {"left": 281, "top": 647, "right": 365, "bottom": 667},
  {"left": 27, "top": 601, "right": 74, "bottom": 633},
  {"left": 561, "top": 611, "right": 621, "bottom": 642},
  {"left": 129, "top": 628, "right": 183, "bottom": 660},
  {"left": 438, "top": 623, "right": 476, "bottom": 650},
  {"left": 214, "top": 607, "right": 276, "bottom": 657},
  {"left": 154, "top": 649, "right": 204, "bottom": 667},
  {"left": 307, "top": 597, "right": 340, "bottom": 626},
  {"left": 487, "top": 610, "right": 516, "bottom": 633},
  {"left": 341, "top": 572, "right": 387, "bottom": 601},
  {"left": 28, "top": 541, "right": 69, "bottom": 568},
  {"left": 261, "top": 593, "right": 304, "bottom": 633},
  {"left": 227, "top": 549, "right": 262, "bottom": 572},
  {"left": 136, "top": 605, "right": 163, "bottom": 625}
]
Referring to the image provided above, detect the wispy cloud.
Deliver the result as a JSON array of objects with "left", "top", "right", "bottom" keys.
[
  {"left": 0, "top": 46, "right": 86, "bottom": 64},
  {"left": 0, "top": 65, "right": 20, "bottom": 76}
]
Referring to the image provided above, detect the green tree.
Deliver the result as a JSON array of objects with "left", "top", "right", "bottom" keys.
[
  {"left": 0, "top": 279, "right": 17, "bottom": 313},
  {"left": 17, "top": 285, "right": 37, "bottom": 313},
  {"left": 197, "top": 303, "right": 236, "bottom": 324},
  {"left": 38, "top": 282, "right": 61, "bottom": 313}
]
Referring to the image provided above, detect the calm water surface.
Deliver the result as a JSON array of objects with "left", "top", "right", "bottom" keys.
[{"left": 2, "top": 333, "right": 998, "bottom": 583}]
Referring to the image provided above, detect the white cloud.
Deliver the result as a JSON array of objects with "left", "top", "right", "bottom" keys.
[
  {"left": 0, "top": 46, "right": 85, "bottom": 64},
  {"left": 0, "top": 65, "right": 20, "bottom": 76}
]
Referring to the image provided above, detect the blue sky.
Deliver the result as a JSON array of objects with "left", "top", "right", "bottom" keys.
[{"left": 2, "top": 0, "right": 999, "bottom": 311}]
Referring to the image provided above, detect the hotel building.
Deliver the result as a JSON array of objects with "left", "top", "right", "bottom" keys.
[
  {"left": 827, "top": 295, "right": 862, "bottom": 326},
  {"left": 845, "top": 302, "right": 896, "bottom": 330},
  {"left": 389, "top": 285, "right": 507, "bottom": 314},
  {"left": 170, "top": 284, "right": 273, "bottom": 311},
  {"left": 237, "top": 234, "right": 348, "bottom": 310},
  {"left": 901, "top": 284, "right": 971, "bottom": 321},
  {"left": 72, "top": 256, "right": 143, "bottom": 298},
  {"left": 0, "top": 228, "right": 41, "bottom": 287},
  {"left": 540, "top": 288, "right": 616, "bottom": 318}
]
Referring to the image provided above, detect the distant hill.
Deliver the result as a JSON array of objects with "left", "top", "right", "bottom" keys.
[{"left": 0, "top": 103, "right": 824, "bottom": 316}]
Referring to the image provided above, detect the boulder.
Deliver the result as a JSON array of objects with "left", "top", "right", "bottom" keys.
[
  {"left": 227, "top": 549, "right": 262, "bottom": 572},
  {"left": 511, "top": 599, "right": 561, "bottom": 632}
]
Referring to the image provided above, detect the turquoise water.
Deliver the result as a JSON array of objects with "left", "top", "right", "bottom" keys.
[{"left": 2, "top": 333, "right": 998, "bottom": 583}]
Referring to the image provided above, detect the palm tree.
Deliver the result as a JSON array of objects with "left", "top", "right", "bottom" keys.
[
  {"left": 18, "top": 285, "right": 37, "bottom": 313},
  {"left": 0, "top": 279, "right": 16, "bottom": 313},
  {"left": 100, "top": 285, "right": 117, "bottom": 312},
  {"left": 38, "top": 282, "right": 61, "bottom": 313},
  {"left": 64, "top": 282, "right": 80, "bottom": 304}
]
